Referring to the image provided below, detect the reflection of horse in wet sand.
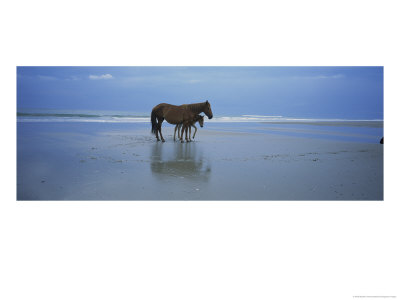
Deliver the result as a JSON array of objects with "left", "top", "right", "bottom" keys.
[
  {"left": 150, "top": 143, "right": 211, "bottom": 181},
  {"left": 151, "top": 101, "right": 213, "bottom": 142}
]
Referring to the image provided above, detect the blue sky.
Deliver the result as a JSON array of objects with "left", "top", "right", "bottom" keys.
[{"left": 17, "top": 66, "right": 383, "bottom": 119}]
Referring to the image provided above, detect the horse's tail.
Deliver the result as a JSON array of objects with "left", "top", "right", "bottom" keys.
[{"left": 151, "top": 109, "right": 158, "bottom": 135}]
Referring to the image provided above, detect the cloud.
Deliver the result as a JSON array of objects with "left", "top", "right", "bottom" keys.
[
  {"left": 37, "top": 75, "right": 58, "bottom": 80},
  {"left": 89, "top": 74, "right": 113, "bottom": 80},
  {"left": 66, "top": 75, "right": 80, "bottom": 81},
  {"left": 187, "top": 79, "right": 202, "bottom": 84},
  {"left": 291, "top": 74, "right": 345, "bottom": 80},
  {"left": 315, "top": 74, "right": 345, "bottom": 79}
]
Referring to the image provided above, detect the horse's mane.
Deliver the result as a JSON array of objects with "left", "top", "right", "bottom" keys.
[{"left": 182, "top": 102, "right": 206, "bottom": 114}]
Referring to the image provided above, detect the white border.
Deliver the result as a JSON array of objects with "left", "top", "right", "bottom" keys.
[{"left": 1, "top": 1, "right": 398, "bottom": 299}]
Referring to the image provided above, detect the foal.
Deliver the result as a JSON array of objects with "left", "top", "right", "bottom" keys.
[{"left": 174, "top": 115, "right": 204, "bottom": 142}]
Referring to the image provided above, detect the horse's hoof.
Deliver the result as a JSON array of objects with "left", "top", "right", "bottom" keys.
[{"left": 162, "top": 139, "right": 165, "bottom": 143}]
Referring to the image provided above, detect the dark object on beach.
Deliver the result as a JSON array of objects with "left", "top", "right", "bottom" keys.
[
  {"left": 151, "top": 101, "right": 213, "bottom": 142},
  {"left": 380, "top": 137, "right": 384, "bottom": 144}
]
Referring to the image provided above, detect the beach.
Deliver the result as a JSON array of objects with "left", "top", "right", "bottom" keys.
[{"left": 17, "top": 121, "right": 383, "bottom": 200}]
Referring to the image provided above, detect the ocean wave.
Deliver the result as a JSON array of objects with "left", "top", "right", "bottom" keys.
[
  {"left": 17, "top": 117, "right": 150, "bottom": 123},
  {"left": 16, "top": 112, "right": 383, "bottom": 123},
  {"left": 17, "top": 112, "right": 150, "bottom": 118}
]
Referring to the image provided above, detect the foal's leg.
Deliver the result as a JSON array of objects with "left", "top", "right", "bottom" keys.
[
  {"left": 180, "top": 125, "right": 185, "bottom": 143},
  {"left": 192, "top": 125, "right": 198, "bottom": 139},
  {"left": 185, "top": 124, "right": 190, "bottom": 142},
  {"left": 177, "top": 124, "right": 182, "bottom": 139}
]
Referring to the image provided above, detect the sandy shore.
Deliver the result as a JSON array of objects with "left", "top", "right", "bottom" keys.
[{"left": 17, "top": 122, "right": 383, "bottom": 200}]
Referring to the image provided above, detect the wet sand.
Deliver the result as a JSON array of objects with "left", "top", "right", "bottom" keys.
[{"left": 17, "top": 122, "right": 384, "bottom": 200}]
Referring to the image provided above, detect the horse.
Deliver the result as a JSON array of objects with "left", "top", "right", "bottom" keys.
[
  {"left": 151, "top": 103, "right": 198, "bottom": 142},
  {"left": 174, "top": 114, "right": 204, "bottom": 142},
  {"left": 151, "top": 100, "right": 213, "bottom": 142}
]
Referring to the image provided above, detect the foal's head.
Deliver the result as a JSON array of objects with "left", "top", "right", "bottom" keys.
[{"left": 195, "top": 115, "right": 204, "bottom": 127}]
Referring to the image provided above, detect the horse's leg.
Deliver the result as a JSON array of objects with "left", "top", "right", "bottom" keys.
[
  {"left": 192, "top": 125, "right": 197, "bottom": 139},
  {"left": 185, "top": 124, "right": 189, "bottom": 142},
  {"left": 155, "top": 122, "right": 160, "bottom": 142},
  {"left": 158, "top": 118, "right": 165, "bottom": 142},
  {"left": 188, "top": 126, "right": 192, "bottom": 141},
  {"left": 173, "top": 124, "right": 178, "bottom": 141}
]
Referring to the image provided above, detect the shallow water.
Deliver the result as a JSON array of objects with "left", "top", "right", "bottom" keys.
[
  {"left": 17, "top": 122, "right": 384, "bottom": 200},
  {"left": 205, "top": 122, "right": 383, "bottom": 144}
]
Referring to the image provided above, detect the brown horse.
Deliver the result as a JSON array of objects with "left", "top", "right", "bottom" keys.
[
  {"left": 151, "top": 101, "right": 213, "bottom": 142},
  {"left": 174, "top": 114, "right": 204, "bottom": 141}
]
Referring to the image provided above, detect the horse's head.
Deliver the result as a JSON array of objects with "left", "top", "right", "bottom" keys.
[
  {"left": 197, "top": 115, "right": 204, "bottom": 128},
  {"left": 203, "top": 100, "right": 213, "bottom": 119}
]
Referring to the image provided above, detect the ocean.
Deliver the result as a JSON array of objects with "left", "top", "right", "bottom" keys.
[{"left": 17, "top": 108, "right": 383, "bottom": 144}]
